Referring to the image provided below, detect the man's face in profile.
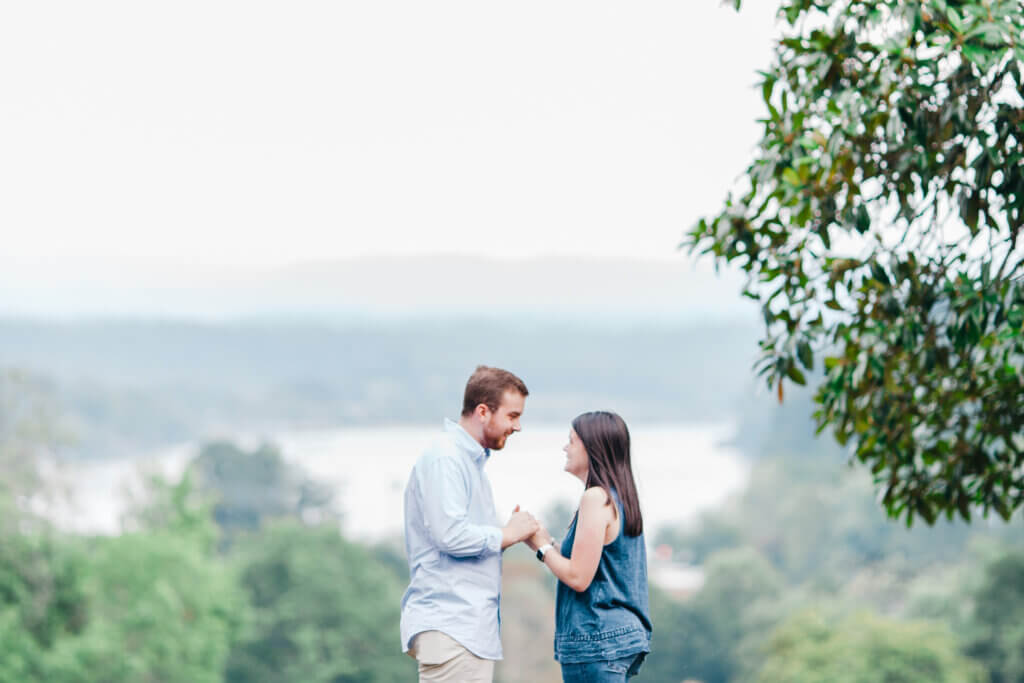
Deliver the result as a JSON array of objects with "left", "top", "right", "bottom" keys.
[{"left": 481, "top": 390, "right": 525, "bottom": 450}]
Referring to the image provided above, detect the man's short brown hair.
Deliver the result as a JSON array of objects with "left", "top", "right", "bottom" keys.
[{"left": 461, "top": 366, "right": 529, "bottom": 417}]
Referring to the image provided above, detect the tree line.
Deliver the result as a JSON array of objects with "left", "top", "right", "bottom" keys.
[{"left": 4, "top": 412, "right": 1023, "bottom": 681}]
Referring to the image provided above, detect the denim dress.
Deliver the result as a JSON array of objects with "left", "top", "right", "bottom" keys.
[{"left": 554, "top": 488, "right": 652, "bottom": 676}]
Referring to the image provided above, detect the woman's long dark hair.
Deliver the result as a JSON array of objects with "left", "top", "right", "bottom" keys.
[{"left": 572, "top": 411, "right": 643, "bottom": 537}]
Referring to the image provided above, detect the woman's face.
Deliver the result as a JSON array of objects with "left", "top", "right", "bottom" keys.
[{"left": 563, "top": 428, "right": 589, "bottom": 481}]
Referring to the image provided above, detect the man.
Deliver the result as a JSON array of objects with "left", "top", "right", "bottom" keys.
[{"left": 400, "top": 365, "right": 538, "bottom": 682}]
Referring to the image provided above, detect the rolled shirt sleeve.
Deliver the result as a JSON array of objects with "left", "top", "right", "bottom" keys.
[{"left": 418, "top": 454, "right": 502, "bottom": 557}]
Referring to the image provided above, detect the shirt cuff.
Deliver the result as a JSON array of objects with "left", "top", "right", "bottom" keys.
[{"left": 486, "top": 526, "right": 503, "bottom": 554}]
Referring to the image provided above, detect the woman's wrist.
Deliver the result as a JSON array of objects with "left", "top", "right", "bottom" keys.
[{"left": 536, "top": 539, "right": 557, "bottom": 561}]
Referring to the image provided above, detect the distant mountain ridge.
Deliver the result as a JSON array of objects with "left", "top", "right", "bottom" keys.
[{"left": 0, "top": 316, "right": 761, "bottom": 458}]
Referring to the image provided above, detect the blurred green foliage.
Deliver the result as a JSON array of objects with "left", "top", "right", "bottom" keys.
[
  {"left": 0, "top": 534, "right": 88, "bottom": 682},
  {"left": 0, "top": 397, "right": 414, "bottom": 683},
  {"left": 645, "top": 385, "right": 1024, "bottom": 683},
  {"left": 190, "top": 441, "right": 337, "bottom": 549},
  {"left": 0, "top": 369, "right": 63, "bottom": 522},
  {"left": 757, "top": 610, "right": 987, "bottom": 682},
  {"left": 0, "top": 475, "right": 242, "bottom": 683},
  {"left": 689, "top": 0, "right": 1024, "bottom": 525},
  {"left": 964, "top": 552, "right": 1024, "bottom": 682},
  {"left": 3, "top": 367, "right": 1024, "bottom": 682},
  {"left": 645, "top": 549, "right": 783, "bottom": 683},
  {"left": 225, "top": 523, "right": 409, "bottom": 683}
]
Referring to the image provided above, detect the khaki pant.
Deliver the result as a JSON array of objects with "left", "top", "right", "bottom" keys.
[{"left": 408, "top": 630, "right": 495, "bottom": 683}]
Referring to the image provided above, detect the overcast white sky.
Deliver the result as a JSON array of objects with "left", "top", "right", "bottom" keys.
[{"left": 1, "top": 1, "right": 781, "bottom": 311}]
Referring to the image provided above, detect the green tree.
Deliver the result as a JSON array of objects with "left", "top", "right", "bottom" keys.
[
  {"left": 688, "top": 0, "right": 1024, "bottom": 524},
  {"left": 43, "top": 530, "right": 244, "bottom": 682},
  {"left": 657, "top": 454, "right": 995, "bottom": 589},
  {"left": 0, "top": 371, "right": 88, "bottom": 682},
  {"left": 189, "top": 440, "right": 336, "bottom": 548},
  {"left": 654, "top": 511, "right": 743, "bottom": 565},
  {"left": 644, "top": 547, "right": 784, "bottom": 683},
  {"left": 0, "top": 370, "right": 63, "bottom": 525},
  {"left": 49, "top": 474, "right": 243, "bottom": 683},
  {"left": 0, "top": 474, "right": 243, "bottom": 683},
  {"left": 0, "top": 534, "right": 88, "bottom": 683},
  {"left": 756, "top": 609, "right": 986, "bottom": 682},
  {"left": 965, "top": 551, "right": 1024, "bottom": 682},
  {"left": 225, "top": 521, "right": 411, "bottom": 683},
  {"left": 645, "top": 587, "right": 730, "bottom": 683}
]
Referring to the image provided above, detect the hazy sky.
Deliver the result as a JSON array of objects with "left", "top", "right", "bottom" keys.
[{"left": 1, "top": 2, "right": 780, "bottom": 282}]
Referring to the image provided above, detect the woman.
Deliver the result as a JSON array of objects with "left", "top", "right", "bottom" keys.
[{"left": 529, "top": 411, "right": 652, "bottom": 682}]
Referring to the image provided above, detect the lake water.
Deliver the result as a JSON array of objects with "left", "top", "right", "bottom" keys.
[{"left": 42, "top": 422, "right": 750, "bottom": 540}]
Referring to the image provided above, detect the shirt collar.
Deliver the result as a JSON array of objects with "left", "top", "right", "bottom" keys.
[{"left": 444, "top": 418, "right": 490, "bottom": 464}]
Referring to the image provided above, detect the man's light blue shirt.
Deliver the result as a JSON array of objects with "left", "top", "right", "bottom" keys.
[{"left": 400, "top": 419, "right": 505, "bottom": 660}]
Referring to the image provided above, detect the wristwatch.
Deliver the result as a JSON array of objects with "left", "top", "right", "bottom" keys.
[{"left": 536, "top": 542, "right": 555, "bottom": 562}]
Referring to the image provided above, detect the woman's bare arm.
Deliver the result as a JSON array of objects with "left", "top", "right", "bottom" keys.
[{"left": 535, "top": 487, "right": 615, "bottom": 592}]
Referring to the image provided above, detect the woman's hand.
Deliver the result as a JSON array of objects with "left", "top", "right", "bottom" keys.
[
  {"left": 501, "top": 505, "right": 539, "bottom": 549},
  {"left": 526, "top": 525, "right": 554, "bottom": 551}
]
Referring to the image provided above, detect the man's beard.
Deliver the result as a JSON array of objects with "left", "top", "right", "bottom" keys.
[{"left": 482, "top": 425, "right": 509, "bottom": 450}]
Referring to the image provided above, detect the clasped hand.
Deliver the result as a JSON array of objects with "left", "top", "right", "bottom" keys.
[
  {"left": 506, "top": 505, "right": 553, "bottom": 550},
  {"left": 525, "top": 526, "right": 554, "bottom": 551}
]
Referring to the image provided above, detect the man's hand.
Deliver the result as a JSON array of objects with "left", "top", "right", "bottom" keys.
[
  {"left": 526, "top": 526, "right": 554, "bottom": 552},
  {"left": 501, "top": 505, "right": 539, "bottom": 549}
]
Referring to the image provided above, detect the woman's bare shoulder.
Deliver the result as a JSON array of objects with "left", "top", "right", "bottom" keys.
[{"left": 581, "top": 486, "right": 612, "bottom": 507}]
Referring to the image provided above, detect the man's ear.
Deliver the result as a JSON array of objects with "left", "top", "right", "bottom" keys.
[{"left": 475, "top": 403, "right": 490, "bottom": 420}]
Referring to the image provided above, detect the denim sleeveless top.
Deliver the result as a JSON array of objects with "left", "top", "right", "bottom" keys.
[{"left": 554, "top": 488, "right": 652, "bottom": 663}]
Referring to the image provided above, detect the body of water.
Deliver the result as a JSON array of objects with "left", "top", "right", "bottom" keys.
[{"left": 42, "top": 422, "right": 749, "bottom": 540}]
